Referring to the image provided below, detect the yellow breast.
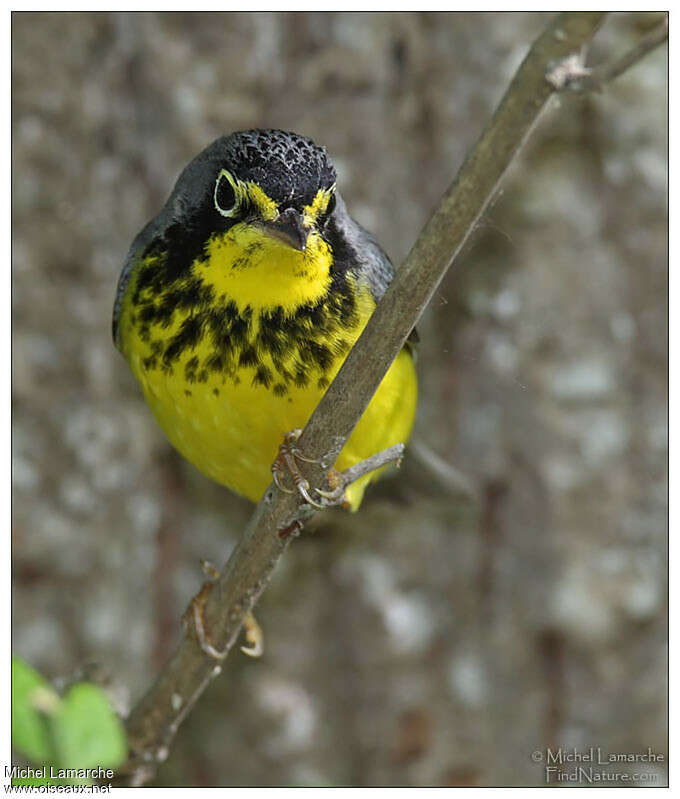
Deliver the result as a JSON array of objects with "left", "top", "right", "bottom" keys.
[{"left": 118, "top": 225, "right": 417, "bottom": 510}]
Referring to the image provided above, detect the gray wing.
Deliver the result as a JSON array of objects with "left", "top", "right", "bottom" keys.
[
  {"left": 331, "top": 193, "right": 418, "bottom": 350},
  {"left": 330, "top": 192, "right": 394, "bottom": 304},
  {"left": 112, "top": 216, "right": 160, "bottom": 350}
]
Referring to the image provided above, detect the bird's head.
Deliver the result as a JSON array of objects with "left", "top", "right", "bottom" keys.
[{"left": 130, "top": 130, "right": 342, "bottom": 315}]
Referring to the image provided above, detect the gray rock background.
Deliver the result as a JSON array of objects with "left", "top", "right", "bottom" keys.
[{"left": 12, "top": 11, "right": 667, "bottom": 787}]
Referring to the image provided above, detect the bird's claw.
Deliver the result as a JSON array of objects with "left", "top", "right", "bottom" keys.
[
  {"left": 313, "top": 469, "right": 347, "bottom": 502},
  {"left": 315, "top": 467, "right": 348, "bottom": 504},
  {"left": 314, "top": 486, "right": 345, "bottom": 501},
  {"left": 271, "top": 430, "right": 347, "bottom": 508}
]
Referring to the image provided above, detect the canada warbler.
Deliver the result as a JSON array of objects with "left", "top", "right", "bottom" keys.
[{"left": 113, "top": 130, "right": 417, "bottom": 510}]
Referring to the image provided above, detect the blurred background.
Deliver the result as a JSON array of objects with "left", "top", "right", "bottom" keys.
[{"left": 12, "top": 12, "right": 667, "bottom": 787}]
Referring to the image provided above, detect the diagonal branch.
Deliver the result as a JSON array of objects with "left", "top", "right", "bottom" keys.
[{"left": 118, "top": 11, "right": 610, "bottom": 785}]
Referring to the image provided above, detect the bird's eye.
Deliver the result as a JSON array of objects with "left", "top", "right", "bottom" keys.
[
  {"left": 214, "top": 170, "right": 238, "bottom": 217},
  {"left": 326, "top": 192, "right": 337, "bottom": 216}
]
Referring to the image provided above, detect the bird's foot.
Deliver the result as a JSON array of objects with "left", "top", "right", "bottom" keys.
[
  {"left": 271, "top": 429, "right": 347, "bottom": 509},
  {"left": 314, "top": 467, "right": 350, "bottom": 507},
  {"left": 183, "top": 560, "right": 263, "bottom": 660}
]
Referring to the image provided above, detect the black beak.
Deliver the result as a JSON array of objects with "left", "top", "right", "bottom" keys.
[{"left": 261, "top": 207, "right": 310, "bottom": 252}]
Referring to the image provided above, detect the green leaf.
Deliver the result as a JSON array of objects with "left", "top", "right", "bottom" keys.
[
  {"left": 12, "top": 776, "right": 61, "bottom": 787},
  {"left": 51, "top": 683, "right": 127, "bottom": 771},
  {"left": 11, "top": 656, "right": 59, "bottom": 764}
]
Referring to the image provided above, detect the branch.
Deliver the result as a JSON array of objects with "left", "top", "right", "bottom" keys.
[
  {"left": 547, "top": 15, "right": 667, "bottom": 92},
  {"left": 336, "top": 443, "right": 404, "bottom": 488},
  {"left": 409, "top": 438, "right": 480, "bottom": 503},
  {"left": 118, "top": 12, "right": 607, "bottom": 785}
]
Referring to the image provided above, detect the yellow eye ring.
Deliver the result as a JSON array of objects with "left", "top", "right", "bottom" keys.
[{"left": 214, "top": 169, "right": 240, "bottom": 218}]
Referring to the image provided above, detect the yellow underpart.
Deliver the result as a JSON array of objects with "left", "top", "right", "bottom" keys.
[
  {"left": 201, "top": 223, "right": 333, "bottom": 314},
  {"left": 120, "top": 225, "right": 417, "bottom": 511},
  {"left": 128, "top": 348, "right": 416, "bottom": 511}
]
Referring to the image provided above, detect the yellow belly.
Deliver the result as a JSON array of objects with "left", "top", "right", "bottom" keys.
[{"left": 128, "top": 343, "right": 416, "bottom": 510}]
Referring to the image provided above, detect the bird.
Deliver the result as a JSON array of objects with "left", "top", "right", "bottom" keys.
[{"left": 113, "top": 129, "right": 417, "bottom": 511}]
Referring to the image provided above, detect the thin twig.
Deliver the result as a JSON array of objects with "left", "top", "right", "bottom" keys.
[
  {"left": 589, "top": 17, "right": 668, "bottom": 87},
  {"left": 547, "top": 15, "right": 667, "bottom": 92},
  {"left": 409, "top": 438, "right": 479, "bottom": 502},
  {"left": 336, "top": 443, "right": 404, "bottom": 487},
  {"left": 118, "top": 12, "right": 610, "bottom": 785}
]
